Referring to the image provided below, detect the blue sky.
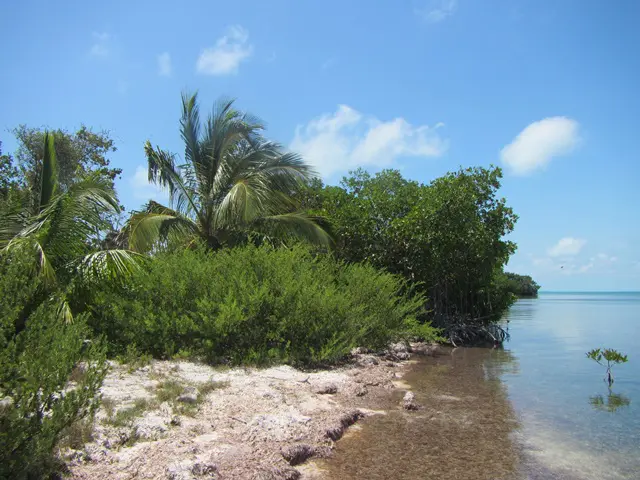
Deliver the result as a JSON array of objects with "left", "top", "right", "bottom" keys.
[{"left": 1, "top": 0, "right": 639, "bottom": 291}]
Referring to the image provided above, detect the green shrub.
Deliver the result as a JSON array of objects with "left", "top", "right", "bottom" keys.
[
  {"left": 87, "top": 245, "right": 437, "bottom": 365},
  {"left": 501, "top": 272, "right": 540, "bottom": 297},
  {"left": 0, "top": 305, "right": 108, "bottom": 479},
  {"left": 0, "top": 250, "right": 45, "bottom": 348}
]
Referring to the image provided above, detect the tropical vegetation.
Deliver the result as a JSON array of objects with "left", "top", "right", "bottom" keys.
[
  {"left": 0, "top": 91, "right": 538, "bottom": 476},
  {"left": 501, "top": 272, "right": 541, "bottom": 297},
  {"left": 84, "top": 244, "right": 435, "bottom": 365},
  {"left": 302, "top": 167, "right": 520, "bottom": 345},
  {"left": 126, "top": 93, "right": 331, "bottom": 253},
  {"left": 0, "top": 133, "right": 139, "bottom": 329}
]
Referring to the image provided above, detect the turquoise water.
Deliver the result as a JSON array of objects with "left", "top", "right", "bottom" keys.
[
  {"left": 501, "top": 291, "right": 640, "bottom": 478},
  {"left": 320, "top": 292, "right": 640, "bottom": 479}
]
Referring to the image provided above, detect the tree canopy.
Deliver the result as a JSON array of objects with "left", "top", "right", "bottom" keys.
[
  {"left": 304, "top": 166, "right": 520, "bottom": 344},
  {"left": 12, "top": 125, "right": 122, "bottom": 212},
  {"left": 1, "top": 133, "right": 138, "bottom": 329},
  {"left": 126, "top": 93, "right": 331, "bottom": 252},
  {"left": 502, "top": 272, "right": 541, "bottom": 297}
]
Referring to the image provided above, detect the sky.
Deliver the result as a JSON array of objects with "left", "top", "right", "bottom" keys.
[{"left": 1, "top": 0, "right": 639, "bottom": 291}]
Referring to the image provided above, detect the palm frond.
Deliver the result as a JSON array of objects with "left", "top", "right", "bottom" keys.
[
  {"left": 39, "top": 132, "right": 58, "bottom": 210},
  {"left": 145, "top": 141, "right": 179, "bottom": 192},
  {"left": 4, "top": 236, "right": 57, "bottom": 284},
  {"left": 0, "top": 206, "right": 31, "bottom": 248},
  {"left": 180, "top": 92, "right": 203, "bottom": 177},
  {"left": 126, "top": 205, "right": 198, "bottom": 252},
  {"left": 199, "top": 98, "right": 245, "bottom": 205},
  {"left": 35, "top": 173, "right": 121, "bottom": 264},
  {"left": 55, "top": 296, "right": 74, "bottom": 324},
  {"left": 145, "top": 141, "right": 200, "bottom": 219},
  {"left": 212, "top": 146, "right": 315, "bottom": 230},
  {"left": 250, "top": 213, "right": 334, "bottom": 248},
  {"left": 78, "top": 249, "right": 144, "bottom": 280}
]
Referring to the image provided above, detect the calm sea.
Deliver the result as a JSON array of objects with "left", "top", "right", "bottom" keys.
[
  {"left": 320, "top": 292, "right": 640, "bottom": 479},
  {"left": 502, "top": 291, "right": 640, "bottom": 478}
]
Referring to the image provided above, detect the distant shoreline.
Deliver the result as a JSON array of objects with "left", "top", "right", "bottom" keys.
[{"left": 536, "top": 290, "right": 640, "bottom": 294}]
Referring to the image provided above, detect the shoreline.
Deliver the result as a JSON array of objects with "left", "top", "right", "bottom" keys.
[{"left": 67, "top": 344, "right": 438, "bottom": 479}]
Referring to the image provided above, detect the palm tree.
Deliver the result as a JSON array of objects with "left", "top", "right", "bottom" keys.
[
  {"left": 1, "top": 133, "right": 139, "bottom": 327},
  {"left": 126, "top": 93, "right": 331, "bottom": 252}
]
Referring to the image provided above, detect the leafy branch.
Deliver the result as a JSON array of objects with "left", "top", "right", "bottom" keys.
[{"left": 586, "top": 348, "right": 628, "bottom": 386}]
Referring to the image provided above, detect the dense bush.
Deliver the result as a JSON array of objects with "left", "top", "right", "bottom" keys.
[
  {"left": 302, "top": 167, "right": 520, "bottom": 344},
  {"left": 84, "top": 245, "right": 436, "bottom": 365},
  {"left": 303, "top": 167, "right": 517, "bottom": 320},
  {"left": 0, "top": 305, "right": 107, "bottom": 479},
  {"left": 0, "top": 250, "right": 44, "bottom": 346},
  {"left": 502, "top": 272, "right": 540, "bottom": 297},
  {"left": 0, "top": 250, "right": 108, "bottom": 479}
]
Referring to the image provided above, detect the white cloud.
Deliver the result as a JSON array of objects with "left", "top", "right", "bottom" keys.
[
  {"left": 196, "top": 26, "right": 252, "bottom": 75},
  {"left": 531, "top": 256, "right": 592, "bottom": 276},
  {"left": 548, "top": 237, "right": 586, "bottom": 257},
  {"left": 576, "top": 263, "right": 594, "bottom": 274},
  {"left": 531, "top": 248, "right": 623, "bottom": 276},
  {"left": 157, "top": 52, "right": 172, "bottom": 77},
  {"left": 417, "top": 0, "right": 458, "bottom": 23},
  {"left": 595, "top": 253, "right": 617, "bottom": 264},
  {"left": 129, "top": 166, "right": 169, "bottom": 202},
  {"left": 90, "top": 32, "right": 111, "bottom": 57},
  {"left": 501, "top": 117, "right": 580, "bottom": 175},
  {"left": 290, "top": 105, "right": 447, "bottom": 178}
]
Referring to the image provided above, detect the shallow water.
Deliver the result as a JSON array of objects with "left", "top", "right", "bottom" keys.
[{"left": 320, "top": 292, "right": 640, "bottom": 479}]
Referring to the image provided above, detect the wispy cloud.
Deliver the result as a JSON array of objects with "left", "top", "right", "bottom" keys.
[
  {"left": 595, "top": 253, "right": 617, "bottom": 264},
  {"left": 157, "top": 52, "right": 172, "bottom": 77},
  {"left": 532, "top": 241, "right": 621, "bottom": 276},
  {"left": 501, "top": 117, "right": 580, "bottom": 175},
  {"left": 129, "top": 166, "right": 168, "bottom": 203},
  {"left": 416, "top": 0, "right": 458, "bottom": 23},
  {"left": 532, "top": 256, "right": 592, "bottom": 276},
  {"left": 548, "top": 237, "right": 587, "bottom": 257},
  {"left": 90, "top": 32, "right": 111, "bottom": 57},
  {"left": 196, "top": 26, "right": 253, "bottom": 76},
  {"left": 291, "top": 105, "right": 447, "bottom": 178}
]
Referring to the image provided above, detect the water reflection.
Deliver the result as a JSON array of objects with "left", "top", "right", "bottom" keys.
[{"left": 589, "top": 391, "right": 631, "bottom": 413}]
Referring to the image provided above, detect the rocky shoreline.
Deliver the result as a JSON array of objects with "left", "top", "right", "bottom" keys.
[{"left": 66, "top": 343, "right": 438, "bottom": 479}]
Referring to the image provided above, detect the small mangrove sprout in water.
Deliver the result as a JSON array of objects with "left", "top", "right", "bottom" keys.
[{"left": 586, "top": 348, "right": 628, "bottom": 386}]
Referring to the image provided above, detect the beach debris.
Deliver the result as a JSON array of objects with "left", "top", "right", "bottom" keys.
[
  {"left": 402, "top": 391, "right": 421, "bottom": 411},
  {"left": 280, "top": 444, "right": 315, "bottom": 465},
  {"left": 314, "top": 383, "right": 338, "bottom": 394},
  {"left": 325, "top": 410, "right": 364, "bottom": 441}
]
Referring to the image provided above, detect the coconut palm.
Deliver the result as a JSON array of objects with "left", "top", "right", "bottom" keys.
[
  {"left": 126, "top": 93, "right": 331, "bottom": 252},
  {"left": 1, "top": 133, "right": 139, "bottom": 326}
]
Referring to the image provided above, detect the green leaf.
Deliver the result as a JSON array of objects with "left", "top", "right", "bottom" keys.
[{"left": 39, "top": 132, "right": 58, "bottom": 210}]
